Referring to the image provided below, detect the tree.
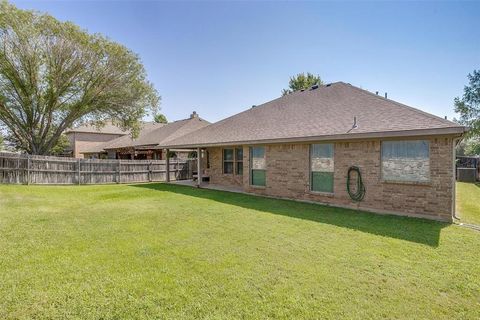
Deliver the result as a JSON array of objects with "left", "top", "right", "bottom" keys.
[
  {"left": 50, "top": 134, "right": 70, "bottom": 156},
  {"left": 154, "top": 113, "right": 168, "bottom": 124},
  {"left": 465, "top": 138, "right": 480, "bottom": 155},
  {"left": 0, "top": 2, "right": 160, "bottom": 155},
  {"left": 0, "top": 133, "right": 3, "bottom": 150},
  {"left": 282, "top": 72, "right": 323, "bottom": 96},
  {"left": 457, "top": 137, "right": 480, "bottom": 156},
  {"left": 455, "top": 70, "right": 480, "bottom": 138}
]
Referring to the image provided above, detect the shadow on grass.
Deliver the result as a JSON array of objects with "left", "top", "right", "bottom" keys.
[{"left": 131, "top": 183, "right": 447, "bottom": 247}]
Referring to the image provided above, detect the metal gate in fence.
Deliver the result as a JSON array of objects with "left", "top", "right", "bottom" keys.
[{"left": 0, "top": 152, "right": 195, "bottom": 185}]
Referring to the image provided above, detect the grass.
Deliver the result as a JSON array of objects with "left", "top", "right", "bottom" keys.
[
  {"left": 457, "top": 182, "right": 480, "bottom": 225},
  {"left": 0, "top": 183, "right": 479, "bottom": 319}
]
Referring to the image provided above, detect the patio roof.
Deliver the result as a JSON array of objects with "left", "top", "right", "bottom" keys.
[{"left": 80, "top": 114, "right": 210, "bottom": 154}]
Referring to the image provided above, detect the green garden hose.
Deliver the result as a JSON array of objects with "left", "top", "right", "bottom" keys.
[{"left": 347, "top": 166, "right": 366, "bottom": 202}]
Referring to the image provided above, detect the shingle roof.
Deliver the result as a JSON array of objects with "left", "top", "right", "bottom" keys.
[
  {"left": 81, "top": 117, "right": 210, "bottom": 153},
  {"left": 65, "top": 121, "right": 128, "bottom": 135},
  {"left": 79, "top": 142, "right": 115, "bottom": 154},
  {"left": 163, "top": 82, "right": 466, "bottom": 148},
  {"left": 98, "top": 122, "right": 165, "bottom": 150},
  {"left": 122, "top": 116, "right": 210, "bottom": 148}
]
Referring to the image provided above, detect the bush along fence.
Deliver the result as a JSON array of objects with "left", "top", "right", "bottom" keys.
[{"left": 0, "top": 152, "right": 195, "bottom": 185}]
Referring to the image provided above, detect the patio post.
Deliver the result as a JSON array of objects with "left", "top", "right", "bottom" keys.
[
  {"left": 165, "top": 148, "right": 170, "bottom": 182},
  {"left": 197, "top": 147, "right": 202, "bottom": 187}
]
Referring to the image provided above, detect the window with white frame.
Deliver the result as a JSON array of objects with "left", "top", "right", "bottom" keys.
[
  {"left": 310, "top": 144, "right": 334, "bottom": 193},
  {"left": 250, "top": 146, "right": 266, "bottom": 186},
  {"left": 381, "top": 140, "right": 430, "bottom": 182}
]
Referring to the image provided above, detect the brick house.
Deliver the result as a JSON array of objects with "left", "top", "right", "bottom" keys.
[
  {"left": 65, "top": 122, "right": 128, "bottom": 158},
  {"left": 164, "top": 82, "right": 466, "bottom": 222}
]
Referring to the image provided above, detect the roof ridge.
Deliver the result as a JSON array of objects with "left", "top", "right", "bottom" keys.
[
  {"left": 340, "top": 82, "right": 457, "bottom": 126},
  {"left": 171, "top": 116, "right": 211, "bottom": 124}
]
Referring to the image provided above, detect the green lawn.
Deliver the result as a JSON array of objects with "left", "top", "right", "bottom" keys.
[
  {"left": 457, "top": 182, "right": 480, "bottom": 225},
  {"left": 0, "top": 183, "right": 479, "bottom": 319}
]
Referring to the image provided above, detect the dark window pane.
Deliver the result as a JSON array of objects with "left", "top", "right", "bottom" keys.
[
  {"left": 311, "top": 172, "right": 334, "bottom": 193},
  {"left": 236, "top": 162, "right": 243, "bottom": 175},
  {"left": 223, "top": 149, "right": 234, "bottom": 161},
  {"left": 251, "top": 169, "right": 266, "bottom": 186},
  {"left": 311, "top": 144, "right": 333, "bottom": 159},
  {"left": 235, "top": 148, "right": 243, "bottom": 160},
  {"left": 251, "top": 146, "right": 265, "bottom": 159},
  {"left": 235, "top": 148, "right": 243, "bottom": 175},
  {"left": 223, "top": 162, "right": 233, "bottom": 174}
]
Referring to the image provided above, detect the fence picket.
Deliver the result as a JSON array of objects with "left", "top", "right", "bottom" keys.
[{"left": 0, "top": 152, "right": 194, "bottom": 185}]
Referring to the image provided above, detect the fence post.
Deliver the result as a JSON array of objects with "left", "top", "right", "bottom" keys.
[
  {"left": 148, "top": 161, "right": 152, "bottom": 182},
  {"left": 117, "top": 160, "right": 121, "bottom": 184},
  {"left": 16, "top": 155, "right": 20, "bottom": 184},
  {"left": 175, "top": 160, "right": 179, "bottom": 180},
  {"left": 27, "top": 155, "right": 31, "bottom": 185},
  {"left": 165, "top": 149, "right": 170, "bottom": 182},
  {"left": 77, "top": 158, "right": 81, "bottom": 185}
]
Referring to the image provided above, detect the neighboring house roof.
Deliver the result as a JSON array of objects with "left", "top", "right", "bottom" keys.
[
  {"left": 79, "top": 142, "right": 114, "bottom": 154},
  {"left": 81, "top": 114, "right": 210, "bottom": 154},
  {"left": 96, "top": 122, "right": 165, "bottom": 151},
  {"left": 163, "top": 82, "right": 466, "bottom": 148},
  {"left": 124, "top": 116, "right": 210, "bottom": 148},
  {"left": 65, "top": 121, "right": 128, "bottom": 135},
  {"left": 80, "top": 122, "right": 163, "bottom": 154}
]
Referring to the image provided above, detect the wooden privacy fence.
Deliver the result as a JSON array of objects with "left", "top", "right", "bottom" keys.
[{"left": 0, "top": 152, "right": 195, "bottom": 185}]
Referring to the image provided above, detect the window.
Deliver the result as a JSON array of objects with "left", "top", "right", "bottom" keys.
[
  {"left": 310, "top": 144, "right": 334, "bottom": 193},
  {"left": 235, "top": 148, "right": 243, "bottom": 175},
  {"left": 223, "top": 149, "right": 234, "bottom": 174},
  {"left": 250, "top": 146, "right": 266, "bottom": 186},
  {"left": 381, "top": 140, "right": 430, "bottom": 182}
]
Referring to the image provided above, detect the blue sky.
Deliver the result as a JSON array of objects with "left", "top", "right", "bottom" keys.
[{"left": 13, "top": 0, "right": 480, "bottom": 123}]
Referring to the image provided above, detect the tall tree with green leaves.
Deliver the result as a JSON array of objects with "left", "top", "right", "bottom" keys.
[
  {"left": 282, "top": 72, "right": 323, "bottom": 96},
  {"left": 465, "top": 138, "right": 480, "bottom": 155},
  {"left": 154, "top": 113, "right": 168, "bottom": 124},
  {"left": 0, "top": 2, "right": 160, "bottom": 155},
  {"left": 50, "top": 134, "right": 70, "bottom": 156},
  {"left": 455, "top": 70, "right": 480, "bottom": 138}
]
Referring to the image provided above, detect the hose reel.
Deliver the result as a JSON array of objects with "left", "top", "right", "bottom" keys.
[{"left": 347, "top": 166, "right": 366, "bottom": 202}]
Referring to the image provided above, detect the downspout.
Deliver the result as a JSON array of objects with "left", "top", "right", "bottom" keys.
[
  {"left": 452, "top": 135, "right": 465, "bottom": 221},
  {"left": 452, "top": 137, "right": 459, "bottom": 221}
]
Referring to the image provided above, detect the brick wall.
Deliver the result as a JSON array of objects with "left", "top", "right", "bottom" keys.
[
  {"left": 206, "top": 147, "right": 244, "bottom": 187},
  {"left": 205, "top": 136, "right": 455, "bottom": 221}
]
